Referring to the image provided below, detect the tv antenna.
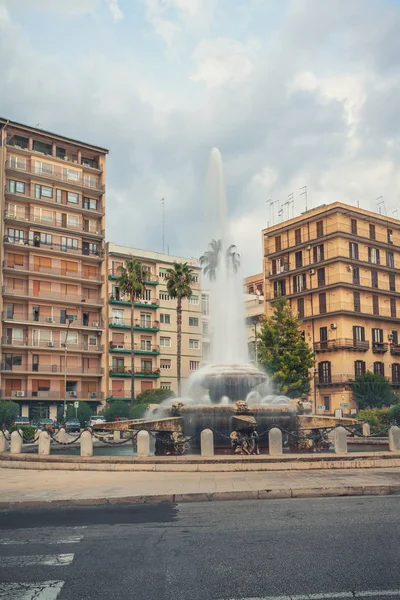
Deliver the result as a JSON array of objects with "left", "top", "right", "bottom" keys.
[
  {"left": 376, "top": 196, "right": 386, "bottom": 215},
  {"left": 265, "top": 199, "right": 280, "bottom": 225},
  {"left": 299, "top": 186, "right": 308, "bottom": 211},
  {"left": 393, "top": 209, "right": 399, "bottom": 219},
  {"left": 161, "top": 198, "right": 165, "bottom": 253}
]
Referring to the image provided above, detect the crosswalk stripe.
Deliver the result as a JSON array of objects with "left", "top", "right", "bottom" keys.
[
  {"left": 0, "top": 580, "right": 65, "bottom": 600},
  {"left": 223, "top": 590, "right": 400, "bottom": 600},
  {"left": 0, "top": 553, "right": 74, "bottom": 567},
  {"left": 0, "top": 536, "right": 83, "bottom": 545}
]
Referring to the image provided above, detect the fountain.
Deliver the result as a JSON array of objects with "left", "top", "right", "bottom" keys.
[{"left": 95, "top": 148, "right": 356, "bottom": 454}]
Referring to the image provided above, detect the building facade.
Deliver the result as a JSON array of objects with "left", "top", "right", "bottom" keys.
[
  {"left": 244, "top": 274, "right": 264, "bottom": 364},
  {"left": 0, "top": 119, "right": 108, "bottom": 421},
  {"left": 263, "top": 202, "right": 400, "bottom": 415},
  {"left": 107, "top": 243, "right": 209, "bottom": 399}
]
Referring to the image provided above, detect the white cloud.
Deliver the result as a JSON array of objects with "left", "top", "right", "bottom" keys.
[
  {"left": 104, "top": 0, "right": 124, "bottom": 22},
  {"left": 0, "top": 0, "right": 99, "bottom": 17}
]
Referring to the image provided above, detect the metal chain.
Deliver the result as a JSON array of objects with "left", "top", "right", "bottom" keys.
[{"left": 91, "top": 430, "right": 138, "bottom": 446}]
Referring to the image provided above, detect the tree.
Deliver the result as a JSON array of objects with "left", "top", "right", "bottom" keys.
[
  {"left": 66, "top": 402, "right": 92, "bottom": 427},
  {"left": 200, "top": 239, "right": 241, "bottom": 281},
  {"left": 225, "top": 244, "right": 240, "bottom": 273},
  {"left": 104, "top": 400, "right": 131, "bottom": 422},
  {"left": 136, "top": 388, "right": 175, "bottom": 403},
  {"left": 0, "top": 401, "right": 19, "bottom": 429},
  {"left": 116, "top": 259, "right": 146, "bottom": 405},
  {"left": 257, "top": 298, "right": 315, "bottom": 398},
  {"left": 166, "top": 262, "right": 195, "bottom": 396},
  {"left": 352, "top": 371, "right": 397, "bottom": 409}
]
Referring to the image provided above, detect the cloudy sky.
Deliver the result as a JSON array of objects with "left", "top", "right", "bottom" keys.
[{"left": 1, "top": 0, "right": 400, "bottom": 274}]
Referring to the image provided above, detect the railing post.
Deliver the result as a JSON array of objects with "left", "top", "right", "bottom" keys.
[
  {"left": 137, "top": 430, "right": 150, "bottom": 457},
  {"left": 200, "top": 429, "right": 214, "bottom": 456},
  {"left": 269, "top": 427, "right": 283, "bottom": 455},
  {"left": 389, "top": 426, "right": 400, "bottom": 452},
  {"left": 10, "top": 430, "right": 22, "bottom": 454},
  {"left": 80, "top": 430, "right": 93, "bottom": 457},
  {"left": 38, "top": 430, "right": 50, "bottom": 456},
  {"left": 0, "top": 431, "right": 7, "bottom": 453},
  {"left": 362, "top": 423, "right": 371, "bottom": 437},
  {"left": 57, "top": 428, "right": 66, "bottom": 443},
  {"left": 334, "top": 426, "right": 347, "bottom": 454}
]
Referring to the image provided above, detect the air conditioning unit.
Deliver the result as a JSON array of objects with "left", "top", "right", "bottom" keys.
[
  {"left": 309, "top": 269, "right": 315, "bottom": 275},
  {"left": 15, "top": 391, "right": 25, "bottom": 397},
  {"left": 306, "top": 245, "right": 312, "bottom": 251},
  {"left": 46, "top": 317, "right": 55, "bottom": 323},
  {"left": 90, "top": 392, "right": 97, "bottom": 398},
  {"left": 313, "top": 368, "right": 318, "bottom": 374},
  {"left": 347, "top": 265, "right": 353, "bottom": 272},
  {"left": 388, "top": 333, "right": 394, "bottom": 341},
  {"left": 47, "top": 341, "right": 54, "bottom": 347},
  {"left": 69, "top": 391, "right": 77, "bottom": 398},
  {"left": 92, "top": 321, "right": 99, "bottom": 327},
  {"left": 330, "top": 323, "right": 337, "bottom": 330}
]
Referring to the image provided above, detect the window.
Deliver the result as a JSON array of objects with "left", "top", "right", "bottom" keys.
[
  {"left": 202, "top": 320, "right": 209, "bottom": 335},
  {"left": 313, "top": 244, "right": 324, "bottom": 262},
  {"left": 67, "top": 214, "right": 79, "bottom": 227},
  {"left": 293, "top": 273, "right": 306, "bottom": 293},
  {"left": 353, "top": 326, "right": 365, "bottom": 342},
  {"left": 295, "top": 228, "right": 301, "bottom": 245},
  {"left": 6, "top": 305, "right": 14, "bottom": 319},
  {"left": 160, "top": 360, "right": 171, "bottom": 370},
  {"left": 159, "top": 268, "right": 169, "bottom": 279},
  {"left": 189, "top": 317, "right": 199, "bottom": 327},
  {"left": 349, "top": 242, "right": 359, "bottom": 260},
  {"left": 272, "top": 257, "right": 287, "bottom": 274},
  {"left": 10, "top": 156, "right": 26, "bottom": 170},
  {"left": 354, "top": 291, "right": 361, "bottom": 312},
  {"left": 9, "top": 180, "right": 25, "bottom": 194},
  {"left": 201, "top": 294, "right": 209, "bottom": 315},
  {"left": 297, "top": 298, "right": 305, "bottom": 318},
  {"left": 160, "top": 337, "right": 171, "bottom": 347},
  {"left": 112, "top": 357, "right": 124, "bottom": 372},
  {"left": 316, "top": 220, "right": 324, "bottom": 238},
  {"left": 62, "top": 167, "right": 79, "bottom": 182},
  {"left": 273, "top": 279, "right": 286, "bottom": 298},
  {"left": 372, "top": 295, "right": 379, "bottom": 315},
  {"left": 12, "top": 328, "right": 23, "bottom": 342},
  {"left": 141, "top": 359, "right": 153, "bottom": 372},
  {"left": 189, "top": 339, "right": 200, "bottom": 350},
  {"left": 317, "top": 268, "right": 325, "bottom": 287},
  {"left": 319, "top": 326, "right": 328, "bottom": 349},
  {"left": 111, "top": 309, "right": 124, "bottom": 324},
  {"left": 373, "top": 362, "right": 384, "bottom": 376},
  {"left": 192, "top": 274, "right": 199, "bottom": 283},
  {"left": 353, "top": 267, "right": 360, "bottom": 285},
  {"left": 372, "top": 328, "right": 384, "bottom": 344},
  {"left": 369, "top": 224, "right": 376, "bottom": 240},
  {"left": 160, "top": 313, "right": 170, "bottom": 324},
  {"left": 389, "top": 273, "right": 396, "bottom": 292},
  {"left": 7, "top": 228, "right": 25, "bottom": 243},
  {"left": 392, "top": 364, "right": 400, "bottom": 383},
  {"left": 355, "top": 360, "right": 366, "bottom": 377},
  {"left": 83, "top": 174, "right": 99, "bottom": 188},
  {"left": 35, "top": 184, "right": 53, "bottom": 199},
  {"left": 139, "top": 313, "right": 151, "bottom": 328},
  {"left": 83, "top": 197, "right": 98, "bottom": 210},
  {"left": 33, "top": 140, "right": 52, "bottom": 155},
  {"left": 89, "top": 336, "right": 97, "bottom": 347},
  {"left": 368, "top": 247, "right": 380, "bottom": 265},
  {"left": 190, "top": 361, "right": 200, "bottom": 371},
  {"left": 392, "top": 331, "right": 399, "bottom": 344},
  {"left": 82, "top": 156, "right": 98, "bottom": 168},
  {"left": 35, "top": 232, "right": 52, "bottom": 246},
  {"left": 371, "top": 270, "right": 378, "bottom": 289},
  {"left": 189, "top": 295, "right": 199, "bottom": 305},
  {"left": 387, "top": 251, "right": 394, "bottom": 268},
  {"left": 295, "top": 251, "right": 303, "bottom": 268},
  {"left": 160, "top": 382, "right": 172, "bottom": 390},
  {"left": 323, "top": 396, "right": 330, "bottom": 411},
  {"left": 159, "top": 291, "right": 170, "bottom": 301},
  {"left": 61, "top": 237, "right": 78, "bottom": 252},
  {"left": 391, "top": 298, "right": 397, "bottom": 318},
  {"left": 56, "top": 146, "right": 66, "bottom": 159},
  {"left": 351, "top": 219, "right": 357, "bottom": 234},
  {"left": 318, "top": 361, "right": 331, "bottom": 384},
  {"left": 9, "top": 135, "right": 28, "bottom": 149},
  {"left": 67, "top": 192, "right": 79, "bottom": 204},
  {"left": 388, "top": 229, "right": 393, "bottom": 244},
  {"left": 319, "top": 293, "right": 327, "bottom": 315},
  {"left": 275, "top": 236, "right": 281, "bottom": 252},
  {"left": 61, "top": 331, "right": 78, "bottom": 345}
]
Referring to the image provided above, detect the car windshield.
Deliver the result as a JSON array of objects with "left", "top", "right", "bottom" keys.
[
  {"left": 39, "top": 419, "right": 53, "bottom": 424},
  {"left": 67, "top": 419, "right": 80, "bottom": 423}
]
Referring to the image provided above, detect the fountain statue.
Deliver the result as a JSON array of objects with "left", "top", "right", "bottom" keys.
[{"left": 95, "top": 148, "right": 356, "bottom": 455}]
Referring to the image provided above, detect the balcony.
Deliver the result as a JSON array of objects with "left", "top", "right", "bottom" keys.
[
  {"left": 109, "top": 367, "right": 160, "bottom": 378},
  {"left": 2, "top": 313, "right": 103, "bottom": 329},
  {"left": 5, "top": 187, "right": 104, "bottom": 217},
  {"left": 315, "top": 374, "right": 356, "bottom": 386},
  {"left": 109, "top": 342, "right": 160, "bottom": 355},
  {"left": 109, "top": 294, "right": 159, "bottom": 308},
  {"left": 390, "top": 344, "right": 400, "bottom": 356},
  {"left": 5, "top": 159, "right": 104, "bottom": 194},
  {"left": 372, "top": 342, "right": 389, "bottom": 354},
  {"left": 3, "top": 286, "right": 103, "bottom": 307},
  {"left": 3, "top": 261, "right": 103, "bottom": 283},
  {"left": 109, "top": 318, "right": 160, "bottom": 331},
  {"left": 1, "top": 362, "right": 103, "bottom": 375},
  {"left": 0, "top": 389, "right": 104, "bottom": 401},
  {"left": 4, "top": 236, "right": 103, "bottom": 259},
  {"left": 108, "top": 269, "right": 159, "bottom": 285},
  {"left": 4, "top": 210, "right": 104, "bottom": 238},
  {"left": 314, "top": 339, "right": 370, "bottom": 353},
  {"left": 1, "top": 337, "right": 103, "bottom": 352}
]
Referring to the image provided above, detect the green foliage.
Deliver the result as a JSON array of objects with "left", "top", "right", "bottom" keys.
[
  {"left": 136, "top": 388, "right": 175, "bottom": 403},
  {"left": 129, "top": 402, "right": 153, "bottom": 420},
  {"left": 352, "top": 371, "right": 398, "bottom": 409},
  {"left": 60, "top": 402, "right": 92, "bottom": 427},
  {"left": 257, "top": 298, "right": 315, "bottom": 398},
  {"left": 166, "top": 262, "right": 195, "bottom": 301},
  {"left": 387, "top": 403, "right": 400, "bottom": 424},
  {"left": 103, "top": 400, "right": 131, "bottom": 422},
  {"left": 116, "top": 259, "right": 146, "bottom": 302},
  {"left": 9, "top": 424, "right": 37, "bottom": 442},
  {"left": 0, "top": 401, "right": 20, "bottom": 428},
  {"left": 354, "top": 407, "right": 392, "bottom": 436},
  {"left": 199, "top": 239, "right": 241, "bottom": 281}
]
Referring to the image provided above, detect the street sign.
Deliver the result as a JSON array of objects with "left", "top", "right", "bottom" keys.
[
  {"left": 340, "top": 402, "right": 348, "bottom": 407},
  {"left": 318, "top": 405, "right": 325, "bottom": 410},
  {"left": 74, "top": 401, "right": 79, "bottom": 408}
]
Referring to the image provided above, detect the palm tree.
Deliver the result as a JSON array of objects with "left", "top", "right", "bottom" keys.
[
  {"left": 226, "top": 244, "right": 240, "bottom": 273},
  {"left": 199, "top": 239, "right": 221, "bottom": 282},
  {"left": 166, "top": 262, "right": 195, "bottom": 396},
  {"left": 117, "top": 259, "right": 146, "bottom": 405}
]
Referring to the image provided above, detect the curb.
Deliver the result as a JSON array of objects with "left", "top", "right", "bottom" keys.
[{"left": 1, "top": 484, "right": 399, "bottom": 510}]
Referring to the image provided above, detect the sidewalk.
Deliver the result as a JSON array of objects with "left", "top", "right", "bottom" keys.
[{"left": 1, "top": 466, "right": 400, "bottom": 508}]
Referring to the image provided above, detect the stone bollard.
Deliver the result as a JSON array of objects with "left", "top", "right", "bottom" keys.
[
  {"left": 362, "top": 423, "right": 371, "bottom": 437},
  {"left": 269, "top": 427, "right": 283, "bottom": 456},
  {"left": 334, "top": 426, "right": 347, "bottom": 454},
  {"left": 38, "top": 430, "right": 50, "bottom": 456},
  {"left": 57, "top": 427, "right": 66, "bottom": 443},
  {"left": 10, "top": 430, "right": 22, "bottom": 454},
  {"left": 0, "top": 431, "right": 7, "bottom": 453},
  {"left": 80, "top": 430, "right": 93, "bottom": 457},
  {"left": 200, "top": 429, "right": 214, "bottom": 457},
  {"left": 137, "top": 430, "right": 150, "bottom": 457},
  {"left": 113, "top": 430, "right": 121, "bottom": 441},
  {"left": 389, "top": 426, "right": 400, "bottom": 452}
]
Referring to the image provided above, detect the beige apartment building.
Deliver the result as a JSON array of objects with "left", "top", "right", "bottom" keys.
[
  {"left": 0, "top": 118, "right": 108, "bottom": 421},
  {"left": 263, "top": 202, "right": 400, "bottom": 415},
  {"left": 106, "top": 243, "right": 210, "bottom": 399},
  {"left": 244, "top": 273, "right": 264, "bottom": 363}
]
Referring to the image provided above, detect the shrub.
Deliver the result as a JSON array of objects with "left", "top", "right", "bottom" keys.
[
  {"left": 0, "top": 401, "right": 20, "bottom": 429},
  {"left": 355, "top": 407, "right": 391, "bottom": 436},
  {"left": 9, "top": 424, "right": 37, "bottom": 442},
  {"left": 129, "top": 401, "right": 155, "bottom": 420},
  {"left": 136, "top": 388, "right": 175, "bottom": 404},
  {"left": 353, "top": 372, "right": 398, "bottom": 409},
  {"left": 104, "top": 400, "right": 131, "bottom": 422}
]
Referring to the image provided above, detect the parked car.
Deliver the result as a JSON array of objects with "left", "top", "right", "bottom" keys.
[
  {"left": 65, "top": 418, "right": 81, "bottom": 433},
  {"left": 88, "top": 415, "right": 106, "bottom": 427},
  {"left": 13, "top": 417, "right": 31, "bottom": 428},
  {"left": 37, "top": 418, "right": 56, "bottom": 434}
]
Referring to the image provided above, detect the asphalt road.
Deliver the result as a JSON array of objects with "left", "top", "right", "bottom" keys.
[{"left": 0, "top": 496, "right": 400, "bottom": 600}]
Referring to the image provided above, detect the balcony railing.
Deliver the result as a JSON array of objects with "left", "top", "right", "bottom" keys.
[
  {"left": 109, "top": 294, "right": 159, "bottom": 307},
  {"left": 4, "top": 236, "right": 103, "bottom": 258},
  {"left": 109, "top": 367, "right": 160, "bottom": 376},
  {"left": 314, "top": 339, "right": 370, "bottom": 352},
  {"left": 4, "top": 210, "right": 103, "bottom": 237},
  {"left": 315, "top": 374, "right": 356, "bottom": 386},
  {"left": 0, "top": 389, "right": 104, "bottom": 400},
  {"left": 1, "top": 338, "right": 103, "bottom": 352},
  {"left": 109, "top": 318, "right": 160, "bottom": 330},
  {"left": 372, "top": 342, "right": 389, "bottom": 354},
  {"left": 391, "top": 344, "right": 400, "bottom": 356},
  {"left": 5, "top": 187, "right": 105, "bottom": 216},
  {"left": 108, "top": 269, "right": 159, "bottom": 284},
  {"left": 2, "top": 313, "right": 103, "bottom": 328},
  {"left": 5, "top": 159, "right": 104, "bottom": 191},
  {"left": 3, "top": 261, "right": 103, "bottom": 282},
  {"left": 109, "top": 342, "right": 160, "bottom": 353},
  {"left": 1, "top": 363, "right": 103, "bottom": 374},
  {"left": 3, "top": 286, "right": 103, "bottom": 305}
]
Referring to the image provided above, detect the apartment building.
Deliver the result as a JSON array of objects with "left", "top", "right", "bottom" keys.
[
  {"left": 0, "top": 118, "right": 108, "bottom": 421},
  {"left": 107, "top": 243, "right": 210, "bottom": 399},
  {"left": 244, "top": 272, "right": 264, "bottom": 296},
  {"left": 263, "top": 202, "right": 400, "bottom": 415},
  {"left": 244, "top": 274, "right": 264, "bottom": 363}
]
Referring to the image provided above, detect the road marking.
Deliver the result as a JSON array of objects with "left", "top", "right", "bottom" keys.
[
  {"left": 0, "top": 535, "right": 83, "bottom": 545},
  {"left": 0, "top": 553, "right": 74, "bottom": 567},
  {"left": 0, "top": 580, "right": 64, "bottom": 599},
  {"left": 224, "top": 591, "right": 400, "bottom": 600}
]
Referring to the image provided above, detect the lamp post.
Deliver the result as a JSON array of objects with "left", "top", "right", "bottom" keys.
[{"left": 63, "top": 316, "right": 75, "bottom": 420}]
